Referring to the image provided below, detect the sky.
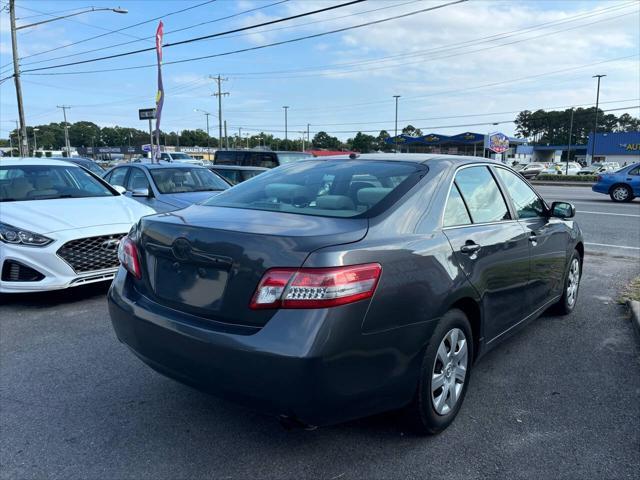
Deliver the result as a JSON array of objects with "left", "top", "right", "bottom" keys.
[{"left": 0, "top": 0, "right": 639, "bottom": 142}]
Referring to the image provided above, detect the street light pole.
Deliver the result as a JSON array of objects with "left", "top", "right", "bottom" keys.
[
  {"left": 194, "top": 109, "right": 211, "bottom": 157},
  {"left": 393, "top": 95, "right": 401, "bottom": 152},
  {"left": 8, "top": 1, "right": 127, "bottom": 158},
  {"left": 590, "top": 74, "right": 606, "bottom": 165},
  {"left": 33, "top": 128, "right": 39, "bottom": 155},
  {"left": 283, "top": 106, "right": 289, "bottom": 141},
  {"left": 9, "top": 0, "right": 27, "bottom": 157}
]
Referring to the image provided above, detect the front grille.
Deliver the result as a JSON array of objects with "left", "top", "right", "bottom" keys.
[
  {"left": 57, "top": 233, "right": 126, "bottom": 273},
  {"left": 1, "top": 260, "right": 45, "bottom": 282}
]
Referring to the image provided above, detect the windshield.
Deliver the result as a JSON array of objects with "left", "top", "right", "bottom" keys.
[
  {"left": 276, "top": 152, "right": 313, "bottom": 164},
  {"left": 75, "top": 160, "right": 104, "bottom": 175},
  {"left": 149, "top": 167, "right": 229, "bottom": 194},
  {"left": 203, "top": 160, "right": 425, "bottom": 218},
  {"left": 0, "top": 164, "right": 114, "bottom": 202},
  {"left": 170, "top": 153, "right": 194, "bottom": 160}
]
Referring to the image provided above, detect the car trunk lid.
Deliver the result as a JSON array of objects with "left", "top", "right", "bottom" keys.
[{"left": 136, "top": 205, "right": 367, "bottom": 327}]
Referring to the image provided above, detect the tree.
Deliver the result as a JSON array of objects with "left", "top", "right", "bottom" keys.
[
  {"left": 349, "top": 132, "right": 377, "bottom": 153},
  {"left": 312, "top": 131, "right": 341, "bottom": 149},
  {"left": 69, "top": 121, "right": 101, "bottom": 147},
  {"left": 376, "top": 130, "right": 392, "bottom": 151},
  {"left": 402, "top": 125, "right": 423, "bottom": 137}
]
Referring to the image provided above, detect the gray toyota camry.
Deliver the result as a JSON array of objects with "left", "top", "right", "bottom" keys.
[{"left": 108, "top": 154, "right": 583, "bottom": 434}]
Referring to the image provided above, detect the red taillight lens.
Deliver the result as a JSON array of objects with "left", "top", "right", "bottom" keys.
[
  {"left": 250, "top": 263, "right": 382, "bottom": 310},
  {"left": 117, "top": 236, "right": 141, "bottom": 279}
]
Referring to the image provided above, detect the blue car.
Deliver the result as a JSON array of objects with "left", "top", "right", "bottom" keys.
[
  {"left": 103, "top": 162, "right": 229, "bottom": 212},
  {"left": 591, "top": 162, "right": 640, "bottom": 202}
]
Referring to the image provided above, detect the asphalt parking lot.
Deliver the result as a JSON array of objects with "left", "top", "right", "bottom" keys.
[{"left": 1, "top": 185, "right": 639, "bottom": 480}]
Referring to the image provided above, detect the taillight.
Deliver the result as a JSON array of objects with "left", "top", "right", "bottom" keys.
[
  {"left": 117, "top": 236, "right": 141, "bottom": 279},
  {"left": 250, "top": 263, "right": 382, "bottom": 309}
]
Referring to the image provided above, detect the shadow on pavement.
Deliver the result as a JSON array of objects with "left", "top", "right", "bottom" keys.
[{"left": 0, "top": 281, "right": 111, "bottom": 307}]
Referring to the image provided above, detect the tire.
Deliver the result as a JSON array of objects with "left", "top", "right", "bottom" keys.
[
  {"left": 551, "top": 250, "right": 581, "bottom": 315},
  {"left": 609, "top": 184, "right": 633, "bottom": 203},
  {"left": 406, "top": 309, "right": 473, "bottom": 435}
]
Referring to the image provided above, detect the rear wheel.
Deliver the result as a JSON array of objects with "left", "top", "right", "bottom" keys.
[
  {"left": 610, "top": 184, "right": 633, "bottom": 202},
  {"left": 406, "top": 309, "right": 473, "bottom": 435}
]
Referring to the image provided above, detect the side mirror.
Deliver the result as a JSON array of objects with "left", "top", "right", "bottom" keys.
[
  {"left": 132, "top": 188, "right": 150, "bottom": 197},
  {"left": 113, "top": 185, "right": 127, "bottom": 195},
  {"left": 551, "top": 201, "right": 575, "bottom": 219}
]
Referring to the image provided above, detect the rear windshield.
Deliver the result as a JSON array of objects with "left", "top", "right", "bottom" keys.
[
  {"left": 169, "top": 153, "right": 193, "bottom": 160},
  {"left": 0, "top": 164, "right": 114, "bottom": 202},
  {"left": 149, "top": 167, "right": 229, "bottom": 194},
  {"left": 202, "top": 160, "right": 426, "bottom": 218},
  {"left": 276, "top": 152, "right": 313, "bottom": 164}
]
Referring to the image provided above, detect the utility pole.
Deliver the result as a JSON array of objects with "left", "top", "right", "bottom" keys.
[
  {"left": 9, "top": 0, "right": 28, "bottom": 157},
  {"left": 590, "top": 74, "right": 606, "bottom": 165},
  {"left": 307, "top": 123, "right": 310, "bottom": 146},
  {"left": 33, "top": 128, "right": 39, "bottom": 155},
  {"left": 57, "top": 105, "right": 71, "bottom": 156},
  {"left": 565, "top": 108, "right": 574, "bottom": 175},
  {"left": 393, "top": 95, "right": 401, "bottom": 152},
  {"left": 224, "top": 120, "right": 229, "bottom": 149},
  {"left": 211, "top": 75, "right": 229, "bottom": 149},
  {"left": 238, "top": 127, "right": 242, "bottom": 148},
  {"left": 283, "top": 106, "right": 289, "bottom": 141},
  {"left": 14, "top": 120, "right": 21, "bottom": 156}
]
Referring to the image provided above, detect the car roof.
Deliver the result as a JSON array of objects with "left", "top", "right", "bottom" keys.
[
  {"left": 315, "top": 153, "right": 502, "bottom": 166},
  {"left": 0, "top": 157, "right": 78, "bottom": 167},
  {"left": 209, "top": 165, "right": 269, "bottom": 171}
]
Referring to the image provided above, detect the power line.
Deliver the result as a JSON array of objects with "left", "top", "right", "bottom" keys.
[
  {"left": 16, "top": 0, "right": 218, "bottom": 63},
  {"left": 20, "top": 0, "right": 468, "bottom": 74},
  {"left": 19, "top": 0, "right": 293, "bottom": 68},
  {"left": 20, "top": 0, "right": 369, "bottom": 73}
]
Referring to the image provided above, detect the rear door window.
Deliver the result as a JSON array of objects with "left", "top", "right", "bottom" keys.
[
  {"left": 127, "top": 168, "right": 150, "bottom": 191},
  {"left": 443, "top": 184, "right": 472, "bottom": 227},
  {"left": 247, "top": 152, "right": 277, "bottom": 168},
  {"left": 454, "top": 166, "right": 510, "bottom": 223},
  {"left": 214, "top": 151, "right": 239, "bottom": 165}
]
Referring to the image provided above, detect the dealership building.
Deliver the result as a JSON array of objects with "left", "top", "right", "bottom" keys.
[{"left": 386, "top": 131, "right": 525, "bottom": 160}]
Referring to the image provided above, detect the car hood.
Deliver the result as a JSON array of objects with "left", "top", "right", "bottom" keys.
[
  {"left": 1, "top": 195, "right": 155, "bottom": 234},
  {"left": 158, "top": 191, "right": 223, "bottom": 208}
]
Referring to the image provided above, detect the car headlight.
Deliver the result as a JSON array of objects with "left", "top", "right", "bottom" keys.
[{"left": 0, "top": 223, "right": 53, "bottom": 247}]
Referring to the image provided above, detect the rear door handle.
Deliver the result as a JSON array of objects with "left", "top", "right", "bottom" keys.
[{"left": 460, "top": 243, "right": 481, "bottom": 254}]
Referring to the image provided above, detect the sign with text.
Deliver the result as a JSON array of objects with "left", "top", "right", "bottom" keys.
[
  {"left": 486, "top": 132, "right": 510, "bottom": 153},
  {"left": 138, "top": 108, "right": 157, "bottom": 120}
]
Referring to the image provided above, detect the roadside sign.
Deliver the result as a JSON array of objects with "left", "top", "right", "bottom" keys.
[
  {"left": 141, "top": 144, "right": 152, "bottom": 152},
  {"left": 139, "top": 108, "right": 157, "bottom": 120},
  {"left": 486, "top": 132, "right": 510, "bottom": 153}
]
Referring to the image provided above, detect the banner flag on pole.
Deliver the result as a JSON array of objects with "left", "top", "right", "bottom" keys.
[{"left": 154, "top": 21, "right": 164, "bottom": 162}]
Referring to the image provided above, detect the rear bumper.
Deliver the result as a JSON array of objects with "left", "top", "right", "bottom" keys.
[
  {"left": 591, "top": 183, "right": 609, "bottom": 194},
  {"left": 108, "top": 270, "right": 435, "bottom": 425}
]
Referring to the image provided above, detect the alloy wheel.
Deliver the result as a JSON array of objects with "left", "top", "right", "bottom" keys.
[
  {"left": 431, "top": 328, "right": 468, "bottom": 415},
  {"left": 612, "top": 186, "right": 629, "bottom": 201},
  {"left": 566, "top": 257, "right": 580, "bottom": 307}
]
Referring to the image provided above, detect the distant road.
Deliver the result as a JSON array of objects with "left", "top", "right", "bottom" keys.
[{"left": 537, "top": 185, "right": 640, "bottom": 257}]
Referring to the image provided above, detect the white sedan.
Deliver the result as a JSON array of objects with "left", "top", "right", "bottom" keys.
[
  {"left": 0, "top": 158, "right": 154, "bottom": 293},
  {"left": 541, "top": 162, "right": 582, "bottom": 175}
]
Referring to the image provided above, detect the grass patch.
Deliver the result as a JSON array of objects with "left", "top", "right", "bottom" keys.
[{"left": 619, "top": 276, "right": 640, "bottom": 304}]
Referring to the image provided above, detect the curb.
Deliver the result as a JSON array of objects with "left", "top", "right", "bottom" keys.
[
  {"left": 530, "top": 181, "right": 594, "bottom": 188},
  {"left": 628, "top": 300, "right": 640, "bottom": 340}
]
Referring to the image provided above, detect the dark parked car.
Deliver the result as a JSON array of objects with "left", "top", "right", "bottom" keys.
[
  {"left": 208, "top": 164, "right": 268, "bottom": 185},
  {"left": 108, "top": 154, "right": 583, "bottom": 434},
  {"left": 214, "top": 149, "right": 312, "bottom": 168},
  {"left": 102, "top": 162, "right": 228, "bottom": 212},
  {"left": 50, "top": 156, "right": 105, "bottom": 176},
  {"left": 592, "top": 161, "right": 640, "bottom": 202}
]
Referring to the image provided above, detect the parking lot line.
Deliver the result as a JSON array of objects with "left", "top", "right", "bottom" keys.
[
  {"left": 585, "top": 242, "right": 640, "bottom": 250},
  {"left": 578, "top": 210, "right": 640, "bottom": 218}
]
